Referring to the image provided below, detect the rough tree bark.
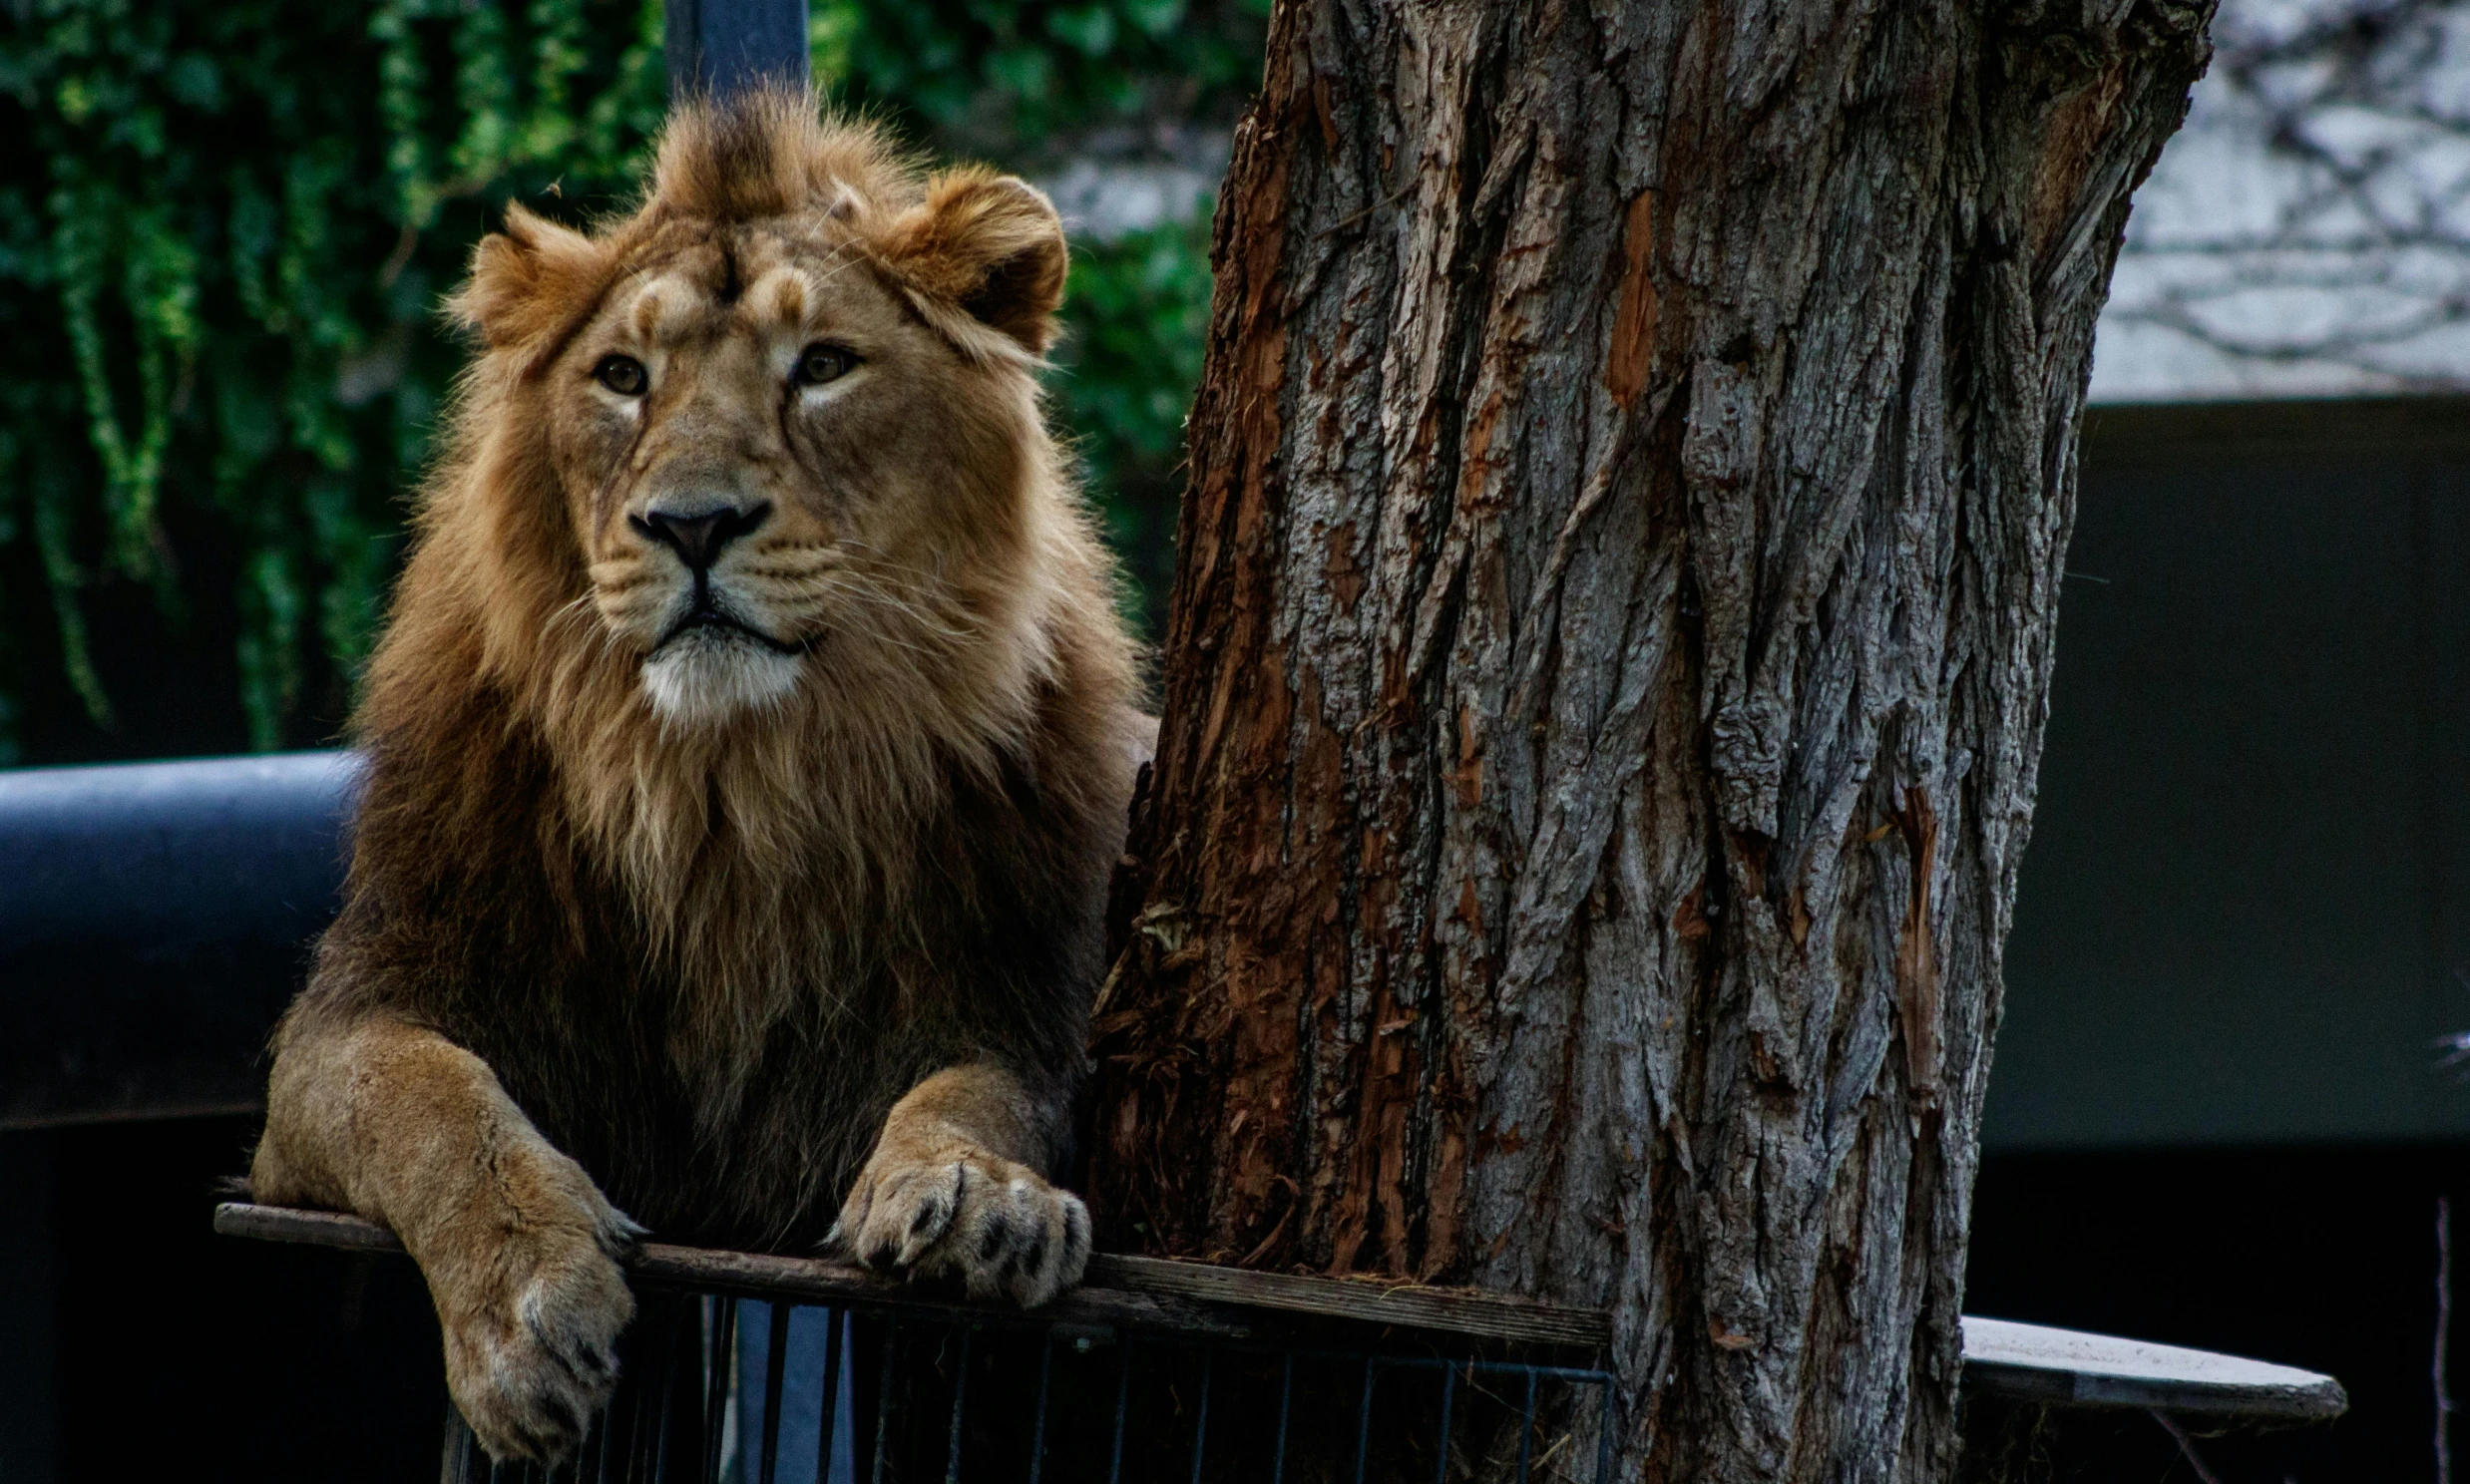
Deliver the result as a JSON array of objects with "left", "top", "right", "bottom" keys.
[{"left": 1086, "top": 2, "right": 2213, "bottom": 1480}]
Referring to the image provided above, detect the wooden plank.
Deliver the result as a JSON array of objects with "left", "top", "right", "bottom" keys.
[
  {"left": 1959, "top": 1316, "right": 2348, "bottom": 1421},
  {"left": 212, "top": 1203, "right": 1242, "bottom": 1339},
  {"left": 1081, "top": 1253, "right": 1614, "bottom": 1348},
  {"left": 215, "top": 1202, "right": 404, "bottom": 1253},
  {"left": 217, "top": 1202, "right": 1604, "bottom": 1347},
  {"left": 623, "top": 1242, "right": 1244, "bottom": 1338}
]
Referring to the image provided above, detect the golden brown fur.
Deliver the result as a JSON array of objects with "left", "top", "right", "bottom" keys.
[{"left": 248, "top": 91, "right": 1144, "bottom": 1465}]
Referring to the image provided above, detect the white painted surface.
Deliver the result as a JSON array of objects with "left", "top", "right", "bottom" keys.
[
  {"left": 1961, "top": 1315, "right": 2347, "bottom": 1417},
  {"left": 2091, "top": 0, "right": 2470, "bottom": 401},
  {"left": 1035, "top": 126, "right": 1231, "bottom": 242},
  {"left": 1042, "top": 158, "right": 1220, "bottom": 240},
  {"left": 1962, "top": 1316, "right": 2330, "bottom": 1390}
]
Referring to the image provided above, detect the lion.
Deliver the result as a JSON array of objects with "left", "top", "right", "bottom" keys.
[{"left": 246, "top": 90, "right": 1147, "bottom": 1466}]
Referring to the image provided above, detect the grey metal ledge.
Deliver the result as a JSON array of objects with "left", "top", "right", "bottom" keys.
[{"left": 1959, "top": 1314, "right": 2347, "bottom": 1420}]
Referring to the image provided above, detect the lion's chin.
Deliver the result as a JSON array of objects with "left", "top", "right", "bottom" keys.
[{"left": 640, "top": 631, "right": 803, "bottom": 726}]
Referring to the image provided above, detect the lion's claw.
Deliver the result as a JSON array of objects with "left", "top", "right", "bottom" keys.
[{"left": 838, "top": 1150, "right": 1089, "bottom": 1307}]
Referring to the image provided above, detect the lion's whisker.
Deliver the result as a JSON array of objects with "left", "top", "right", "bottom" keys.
[{"left": 812, "top": 571, "right": 981, "bottom": 642}]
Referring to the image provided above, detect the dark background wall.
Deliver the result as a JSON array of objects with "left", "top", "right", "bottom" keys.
[{"left": 0, "top": 1120, "right": 440, "bottom": 1484}]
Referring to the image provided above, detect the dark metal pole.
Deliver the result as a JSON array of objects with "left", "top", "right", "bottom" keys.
[{"left": 667, "top": 0, "right": 812, "bottom": 102}]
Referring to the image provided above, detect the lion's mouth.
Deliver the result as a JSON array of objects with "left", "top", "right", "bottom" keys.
[{"left": 655, "top": 602, "right": 807, "bottom": 656}]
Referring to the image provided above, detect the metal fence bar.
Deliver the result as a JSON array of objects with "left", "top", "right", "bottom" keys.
[
  {"left": 1026, "top": 1337, "right": 1053, "bottom": 1484},
  {"left": 1320, "top": 1353, "right": 1607, "bottom": 1385},
  {"left": 652, "top": 1309, "right": 680, "bottom": 1484},
  {"left": 618, "top": 1341, "right": 641, "bottom": 1484},
  {"left": 870, "top": 1322, "right": 896, "bottom": 1484},
  {"left": 702, "top": 1298, "right": 736, "bottom": 1484},
  {"left": 813, "top": 1308, "right": 845, "bottom": 1484},
  {"left": 1353, "top": 1356, "right": 1377, "bottom": 1484},
  {"left": 1594, "top": 1378, "right": 1617, "bottom": 1483},
  {"left": 944, "top": 1325, "right": 973, "bottom": 1484},
  {"left": 1187, "top": 1347, "right": 1214, "bottom": 1484},
  {"left": 1516, "top": 1368, "right": 1536, "bottom": 1484},
  {"left": 1105, "top": 1340, "right": 1132, "bottom": 1484},
  {"left": 633, "top": 1328, "right": 660, "bottom": 1484},
  {"left": 759, "top": 1300, "right": 790, "bottom": 1484},
  {"left": 1271, "top": 1353, "right": 1292, "bottom": 1484},
  {"left": 1433, "top": 1362, "right": 1456, "bottom": 1484}
]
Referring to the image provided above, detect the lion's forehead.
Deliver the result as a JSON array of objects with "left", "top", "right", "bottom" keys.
[{"left": 607, "top": 232, "right": 890, "bottom": 352}]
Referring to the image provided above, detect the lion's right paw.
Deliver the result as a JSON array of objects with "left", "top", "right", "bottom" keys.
[
  {"left": 836, "top": 1149, "right": 1091, "bottom": 1308},
  {"left": 435, "top": 1178, "right": 642, "bottom": 1465}
]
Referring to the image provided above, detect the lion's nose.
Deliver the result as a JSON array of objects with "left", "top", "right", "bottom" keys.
[{"left": 631, "top": 502, "right": 771, "bottom": 571}]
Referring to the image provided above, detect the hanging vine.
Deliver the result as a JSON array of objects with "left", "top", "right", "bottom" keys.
[{"left": 0, "top": 0, "right": 1257, "bottom": 763}]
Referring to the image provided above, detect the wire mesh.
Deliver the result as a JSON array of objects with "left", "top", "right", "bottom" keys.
[{"left": 439, "top": 1280, "right": 1619, "bottom": 1484}]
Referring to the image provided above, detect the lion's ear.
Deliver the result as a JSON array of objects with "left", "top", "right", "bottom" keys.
[
  {"left": 877, "top": 170, "right": 1068, "bottom": 354},
  {"left": 448, "top": 202, "right": 607, "bottom": 353}
]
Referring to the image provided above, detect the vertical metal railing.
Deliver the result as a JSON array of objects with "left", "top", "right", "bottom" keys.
[{"left": 441, "top": 1289, "right": 1620, "bottom": 1484}]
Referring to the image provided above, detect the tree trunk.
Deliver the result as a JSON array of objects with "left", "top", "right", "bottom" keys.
[{"left": 1086, "top": 2, "right": 2213, "bottom": 1480}]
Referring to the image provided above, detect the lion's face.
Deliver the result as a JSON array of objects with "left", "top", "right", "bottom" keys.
[
  {"left": 547, "top": 229, "right": 1028, "bottom": 724},
  {"left": 445, "top": 104, "right": 1072, "bottom": 729}
]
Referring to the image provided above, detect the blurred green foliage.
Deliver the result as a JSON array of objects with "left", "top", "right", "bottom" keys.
[
  {"left": 1056, "top": 209, "right": 1215, "bottom": 633},
  {"left": 0, "top": 0, "right": 1252, "bottom": 763}
]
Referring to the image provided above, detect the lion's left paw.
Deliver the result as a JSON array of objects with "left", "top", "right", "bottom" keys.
[{"left": 835, "top": 1150, "right": 1089, "bottom": 1307}]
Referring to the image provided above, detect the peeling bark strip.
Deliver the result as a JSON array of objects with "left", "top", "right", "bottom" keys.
[
  {"left": 1088, "top": 3, "right": 2214, "bottom": 1480},
  {"left": 1895, "top": 786, "right": 1944, "bottom": 1109}
]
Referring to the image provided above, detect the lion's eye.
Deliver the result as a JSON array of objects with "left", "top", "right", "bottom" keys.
[
  {"left": 594, "top": 355, "right": 648, "bottom": 397},
  {"left": 793, "top": 343, "right": 858, "bottom": 387}
]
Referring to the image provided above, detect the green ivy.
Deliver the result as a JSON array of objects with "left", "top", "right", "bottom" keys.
[
  {"left": 1053, "top": 209, "right": 1214, "bottom": 633},
  {"left": 814, "top": 0, "right": 1262, "bottom": 159},
  {"left": 0, "top": 0, "right": 1255, "bottom": 764}
]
